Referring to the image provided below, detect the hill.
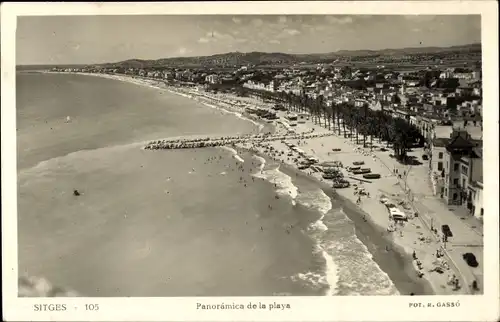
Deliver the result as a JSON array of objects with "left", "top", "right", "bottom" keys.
[{"left": 19, "top": 43, "right": 480, "bottom": 69}]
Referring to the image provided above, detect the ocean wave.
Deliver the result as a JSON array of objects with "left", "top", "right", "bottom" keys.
[
  {"left": 252, "top": 155, "right": 266, "bottom": 173},
  {"left": 320, "top": 248, "right": 340, "bottom": 296},
  {"left": 19, "top": 275, "right": 79, "bottom": 297},
  {"left": 297, "top": 189, "right": 333, "bottom": 216},
  {"left": 309, "top": 216, "right": 329, "bottom": 232},
  {"left": 290, "top": 244, "right": 339, "bottom": 296},
  {"left": 297, "top": 189, "right": 338, "bottom": 295},
  {"left": 291, "top": 271, "right": 329, "bottom": 290},
  {"left": 18, "top": 141, "right": 145, "bottom": 177},
  {"left": 320, "top": 207, "right": 400, "bottom": 295},
  {"left": 252, "top": 164, "right": 298, "bottom": 204},
  {"left": 219, "top": 146, "right": 245, "bottom": 163}
]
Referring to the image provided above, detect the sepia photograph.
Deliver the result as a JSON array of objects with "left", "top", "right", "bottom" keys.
[
  {"left": 15, "top": 13, "right": 486, "bottom": 297},
  {"left": 2, "top": 1, "right": 499, "bottom": 321}
]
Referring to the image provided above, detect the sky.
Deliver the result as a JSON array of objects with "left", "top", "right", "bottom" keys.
[{"left": 16, "top": 15, "right": 481, "bottom": 65}]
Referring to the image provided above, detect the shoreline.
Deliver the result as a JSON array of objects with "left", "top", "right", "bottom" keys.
[
  {"left": 247, "top": 147, "right": 434, "bottom": 295},
  {"left": 42, "top": 71, "right": 441, "bottom": 295}
]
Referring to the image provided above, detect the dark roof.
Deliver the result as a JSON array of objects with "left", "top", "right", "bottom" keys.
[
  {"left": 445, "top": 132, "right": 481, "bottom": 157},
  {"left": 446, "top": 134, "right": 475, "bottom": 149},
  {"left": 433, "top": 138, "right": 450, "bottom": 147}
]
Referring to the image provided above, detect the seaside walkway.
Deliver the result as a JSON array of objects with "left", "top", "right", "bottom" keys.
[{"left": 375, "top": 149, "right": 483, "bottom": 294}]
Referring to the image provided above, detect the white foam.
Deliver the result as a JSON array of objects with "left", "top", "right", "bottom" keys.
[
  {"left": 291, "top": 244, "right": 339, "bottom": 296},
  {"left": 252, "top": 155, "right": 266, "bottom": 173},
  {"left": 297, "top": 189, "right": 333, "bottom": 215},
  {"left": 252, "top": 165, "right": 298, "bottom": 204},
  {"left": 291, "top": 271, "right": 328, "bottom": 289},
  {"left": 19, "top": 275, "right": 79, "bottom": 297},
  {"left": 309, "top": 217, "right": 329, "bottom": 232},
  {"left": 319, "top": 208, "right": 400, "bottom": 295},
  {"left": 219, "top": 146, "right": 245, "bottom": 163},
  {"left": 321, "top": 249, "right": 340, "bottom": 296}
]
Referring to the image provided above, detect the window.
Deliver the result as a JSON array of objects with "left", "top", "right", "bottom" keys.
[
  {"left": 480, "top": 208, "right": 484, "bottom": 217},
  {"left": 438, "top": 162, "right": 443, "bottom": 171},
  {"left": 462, "top": 179, "right": 466, "bottom": 188},
  {"left": 453, "top": 178, "right": 459, "bottom": 186},
  {"left": 454, "top": 163, "right": 459, "bottom": 171},
  {"left": 461, "top": 165, "right": 468, "bottom": 175},
  {"left": 453, "top": 193, "right": 458, "bottom": 200},
  {"left": 438, "top": 152, "right": 443, "bottom": 159}
]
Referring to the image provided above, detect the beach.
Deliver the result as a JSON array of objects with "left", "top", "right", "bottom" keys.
[{"left": 18, "top": 71, "right": 463, "bottom": 296}]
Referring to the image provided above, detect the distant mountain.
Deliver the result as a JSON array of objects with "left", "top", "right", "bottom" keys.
[
  {"left": 296, "top": 43, "right": 482, "bottom": 60},
  {"left": 22, "top": 43, "right": 479, "bottom": 69},
  {"left": 102, "top": 51, "right": 301, "bottom": 69}
]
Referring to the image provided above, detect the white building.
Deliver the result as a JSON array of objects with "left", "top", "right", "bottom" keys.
[
  {"left": 469, "top": 180, "right": 483, "bottom": 219},
  {"left": 205, "top": 74, "right": 219, "bottom": 84}
]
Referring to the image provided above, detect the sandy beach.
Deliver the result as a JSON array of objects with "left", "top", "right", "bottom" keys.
[{"left": 42, "top": 71, "right": 473, "bottom": 295}]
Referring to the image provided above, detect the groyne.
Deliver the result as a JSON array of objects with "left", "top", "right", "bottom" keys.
[{"left": 143, "top": 132, "right": 336, "bottom": 150}]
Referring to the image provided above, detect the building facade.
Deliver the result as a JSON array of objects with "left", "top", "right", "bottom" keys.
[{"left": 435, "top": 130, "right": 482, "bottom": 211}]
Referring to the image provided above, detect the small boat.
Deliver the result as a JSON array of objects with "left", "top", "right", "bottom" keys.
[
  {"left": 352, "top": 168, "right": 371, "bottom": 175},
  {"left": 65, "top": 116, "right": 71, "bottom": 123},
  {"left": 333, "top": 179, "right": 350, "bottom": 189},
  {"left": 363, "top": 173, "right": 381, "bottom": 179}
]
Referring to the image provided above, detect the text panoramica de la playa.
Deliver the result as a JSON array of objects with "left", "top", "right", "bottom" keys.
[{"left": 197, "top": 301, "right": 291, "bottom": 311}]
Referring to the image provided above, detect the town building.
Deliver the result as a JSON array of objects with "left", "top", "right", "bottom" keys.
[
  {"left": 205, "top": 74, "right": 219, "bottom": 84},
  {"left": 430, "top": 129, "right": 483, "bottom": 214}
]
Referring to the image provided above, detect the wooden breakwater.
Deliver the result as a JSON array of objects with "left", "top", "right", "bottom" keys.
[{"left": 143, "top": 132, "right": 336, "bottom": 150}]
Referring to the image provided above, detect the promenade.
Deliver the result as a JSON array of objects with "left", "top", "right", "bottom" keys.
[{"left": 376, "top": 147, "right": 484, "bottom": 294}]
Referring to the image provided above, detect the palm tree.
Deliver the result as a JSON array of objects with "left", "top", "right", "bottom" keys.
[
  {"left": 338, "top": 103, "right": 349, "bottom": 138},
  {"left": 325, "top": 104, "right": 332, "bottom": 130},
  {"left": 315, "top": 95, "right": 325, "bottom": 126},
  {"left": 335, "top": 103, "right": 344, "bottom": 136},
  {"left": 360, "top": 104, "right": 369, "bottom": 147}
]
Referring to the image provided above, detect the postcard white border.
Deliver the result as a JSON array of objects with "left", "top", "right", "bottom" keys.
[{"left": 2, "top": 1, "right": 499, "bottom": 321}]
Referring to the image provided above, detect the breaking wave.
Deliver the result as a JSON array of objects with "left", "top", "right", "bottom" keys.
[
  {"left": 320, "top": 207, "right": 400, "bottom": 295},
  {"left": 252, "top": 164, "right": 298, "bottom": 205},
  {"left": 220, "top": 146, "right": 245, "bottom": 163},
  {"left": 19, "top": 275, "right": 79, "bottom": 297}
]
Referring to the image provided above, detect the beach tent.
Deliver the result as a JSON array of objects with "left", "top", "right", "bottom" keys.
[
  {"left": 307, "top": 157, "right": 319, "bottom": 163},
  {"left": 294, "top": 148, "right": 305, "bottom": 155},
  {"left": 389, "top": 208, "right": 408, "bottom": 221}
]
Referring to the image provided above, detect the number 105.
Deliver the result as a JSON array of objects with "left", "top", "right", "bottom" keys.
[{"left": 85, "top": 304, "right": 99, "bottom": 311}]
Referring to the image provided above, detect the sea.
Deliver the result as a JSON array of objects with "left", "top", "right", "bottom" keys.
[{"left": 16, "top": 72, "right": 400, "bottom": 296}]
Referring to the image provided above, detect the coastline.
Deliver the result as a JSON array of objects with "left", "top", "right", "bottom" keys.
[
  {"left": 247, "top": 148, "right": 434, "bottom": 295},
  {"left": 43, "top": 71, "right": 438, "bottom": 295}
]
